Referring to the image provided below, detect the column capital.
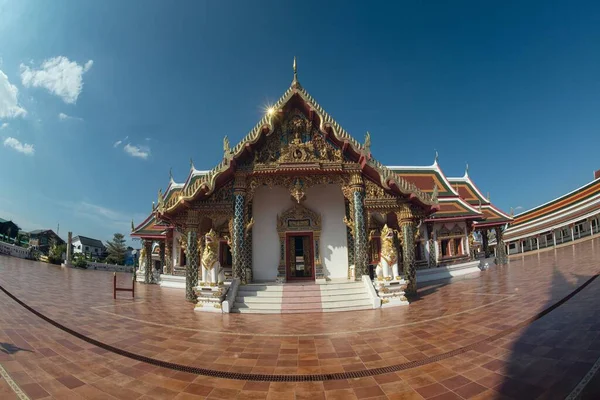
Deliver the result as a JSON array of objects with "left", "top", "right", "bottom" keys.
[
  {"left": 349, "top": 172, "right": 364, "bottom": 191},
  {"left": 233, "top": 172, "right": 247, "bottom": 195}
]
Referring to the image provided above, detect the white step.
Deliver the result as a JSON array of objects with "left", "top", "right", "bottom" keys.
[
  {"left": 232, "top": 303, "right": 372, "bottom": 314},
  {"left": 159, "top": 275, "right": 186, "bottom": 289},
  {"left": 235, "top": 288, "right": 366, "bottom": 298},
  {"left": 234, "top": 302, "right": 282, "bottom": 310}
]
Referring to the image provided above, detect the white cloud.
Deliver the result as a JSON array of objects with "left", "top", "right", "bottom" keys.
[
  {"left": 20, "top": 56, "right": 93, "bottom": 104},
  {"left": 124, "top": 143, "right": 150, "bottom": 159},
  {"left": 514, "top": 206, "right": 524, "bottom": 211},
  {"left": 58, "top": 112, "right": 82, "bottom": 121},
  {"left": 113, "top": 135, "right": 128, "bottom": 148},
  {"left": 0, "top": 122, "right": 8, "bottom": 130},
  {"left": 3, "top": 137, "right": 34, "bottom": 155},
  {"left": 0, "top": 70, "right": 27, "bottom": 119}
]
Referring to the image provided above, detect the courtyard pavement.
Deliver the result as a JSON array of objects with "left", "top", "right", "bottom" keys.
[{"left": 0, "top": 238, "right": 600, "bottom": 399}]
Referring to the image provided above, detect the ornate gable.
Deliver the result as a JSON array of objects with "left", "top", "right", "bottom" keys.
[{"left": 253, "top": 108, "right": 345, "bottom": 173}]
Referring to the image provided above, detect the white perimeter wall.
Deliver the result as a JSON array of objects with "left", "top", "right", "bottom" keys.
[{"left": 252, "top": 184, "right": 348, "bottom": 281}]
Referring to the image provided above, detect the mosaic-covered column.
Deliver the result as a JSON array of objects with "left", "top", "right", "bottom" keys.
[
  {"left": 185, "top": 230, "right": 198, "bottom": 301},
  {"left": 242, "top": 202, "right": 253, "bottom": 283},
  {"left": 495, "top": 226, "right": 508, "bottom": 265},
  {"left": 426, "top": 224, "right": 436, "bottom": 268},
  {"left": 397, "top": 207, "right": 417, "bottom": 296},
  {"left": 481, "top": 229, "right": 491, "bottom": 258},
  {"left": 232, "top": 172, "right": 247, "bottom": 282},
  {"left": 164, "top": 233, "right": 173, "bottom": 274},
  {"left": 144, "top": 239, "right": 153, "bottom": 284},
  {"left": 159, "top": 240, "right": 165, "bottom": 274},
  {"left": 350, "top": 174, "right": 368, "bottom": 279}
]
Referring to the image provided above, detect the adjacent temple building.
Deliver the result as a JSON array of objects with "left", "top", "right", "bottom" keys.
[{"left": 132, "top": 60, "right": 512, "bottom": 313}]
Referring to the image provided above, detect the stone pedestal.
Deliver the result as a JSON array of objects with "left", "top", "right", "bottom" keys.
[
  {"left": 373, "top": 278, "right": 409, "bottom": 308},
  {"left": 193, "top": 282, "right": 230, "bottom": 313}
]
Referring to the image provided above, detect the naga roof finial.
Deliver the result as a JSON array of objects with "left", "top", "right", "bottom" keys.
[
  {"left": 223, "top": 135, "right": 230, "bottom": 157},
  {"left": 364, "top": 131, "right": 371, "bottom": 154},
  {"left": 190, "top": 157, "right": 195, "bottom": 170},
  {"left": 434, "top": 150, "right": 439, "bottom": 164},
  {"left": 169, "top": 167, "right": 173, "bottom": 181},
  {"left": 131, "top": 219, "right": 135, "bottom": 232},
  {"left": 465, "top": 163, "right": 469, "bottom": 177}
]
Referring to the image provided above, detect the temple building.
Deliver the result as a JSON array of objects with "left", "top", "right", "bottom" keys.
[
  {"left": 132, "top": 60, "right": 512, "bottom": 313},
  {"left": 504, "top": 171, "right": 600, "bottom": 254}
]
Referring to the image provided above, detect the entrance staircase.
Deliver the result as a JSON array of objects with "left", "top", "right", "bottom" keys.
[{"left": 232, "top": 281, "right": 373, "bottom": 314}]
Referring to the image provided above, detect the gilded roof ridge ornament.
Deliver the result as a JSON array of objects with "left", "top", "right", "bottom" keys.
[
  {"left": 190, "top": 157, "right": 195, "bottom": 170},
  {"left": 363, "top": 131, "right": 371, "bottom": 155},
  {"left": 169, "top": 167, "right": 173, "bottom": 181},
  {"left": 131, "top": 219, "right": 135, "bottom": 232},
  {"left": 434, "top": 150, "right": 439, "bottom": 165},
  {"left": 465, "top": 163, "right": 469, "bottom": 177}
]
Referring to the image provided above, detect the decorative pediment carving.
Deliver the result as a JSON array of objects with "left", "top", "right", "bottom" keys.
[
  {"left": 277, "top": 203, "right": 321, "bottom": 233},
  {"left": 253, "top": 109, "right": 343, "bottom": 169}
]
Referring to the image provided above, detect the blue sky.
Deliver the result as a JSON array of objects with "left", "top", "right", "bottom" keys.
[{"left": 1, "top": 0, "right": 599, "bottom": 245}]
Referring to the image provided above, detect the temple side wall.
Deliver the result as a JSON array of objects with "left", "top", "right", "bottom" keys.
[{"left": 252, "top": 184, "right": 348, "bottom": 281}]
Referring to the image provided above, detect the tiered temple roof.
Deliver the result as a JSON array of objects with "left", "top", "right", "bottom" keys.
[
  {"left": 389, "top": 160, "right": 511, "bottom": 228},
  {"left": 132, "top": 60, "right": 510, "bottom": 237},
  {"left": 504, "top": 176, "right": 600, "bottom": 241}
]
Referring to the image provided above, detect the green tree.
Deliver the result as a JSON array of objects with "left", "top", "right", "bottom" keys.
[
  {"left": 105, "top": 233, "right": 127, "bottom": 265},
  {"left": 48, "top": 242, "right": 66, "bottom": 265}
]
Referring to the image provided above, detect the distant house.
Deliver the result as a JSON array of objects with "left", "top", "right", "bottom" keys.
[
  {"left": 72, "top": 235, "right": 106, "bottom": 258},
  {"left": 0, "top": 218, "right": 20, "bottom": 242},
  {"left": 29, "top": 229, "right": 64, "bottom": 255}
]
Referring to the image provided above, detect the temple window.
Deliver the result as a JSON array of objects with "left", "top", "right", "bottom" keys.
[
  {"left": 441, "top": 239, "right": 450, "bottom": 256},
  {"left": 452, "top": 239, "right": 462, "bottom": 256}
]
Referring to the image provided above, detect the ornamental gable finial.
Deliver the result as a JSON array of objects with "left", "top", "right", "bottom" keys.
[
  {"left": 465, "top": 163, "right": 469, "bottom": 176},
  {"left": 169, "top": 167, "right": 173, "bottom": 181},
  {"left": 292, "top": 56, "right": 300, "bottom": 88},
  {"left": 293, "top": 56, "right": 297, "bottom": 79},
  {"left": 190, "top": 157, "right": 195, "bottom": 170},
  {"left": 364, "top": 131, "right": 371, "bottom": 154},
  {"left": 434, "top": 150, "right": 439, "bottom": 164}
]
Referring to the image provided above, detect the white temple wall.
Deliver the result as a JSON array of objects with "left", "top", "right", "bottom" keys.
[
  {"left": 304, "top": 185, "right": 349, "bottom": 279},
  {"left": 252, "top": 186, "right": 292, "bottom": 281},
  {"left": 172, "top": 230, "right": 181, "bottom": 266},
  {"left": 252, "top": 184, "right": 348, "bottom": 281}
]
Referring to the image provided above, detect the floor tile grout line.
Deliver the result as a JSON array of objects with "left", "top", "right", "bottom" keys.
[
  {"left": 0, "top": 271, "right": 597, "bottom": 382},
  {"left": 89, "top": 294, "right": 517, "bottom": 337},
  {"left": 0, "top": 363, "right": 31, "bottom": 400},
  {"left": 565, "top": 352, "right": 600, "bottom": 400}
]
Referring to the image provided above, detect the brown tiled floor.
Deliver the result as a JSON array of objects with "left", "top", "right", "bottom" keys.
[{"left": 1, "top": 238, "right": 600, "bottom": 399}]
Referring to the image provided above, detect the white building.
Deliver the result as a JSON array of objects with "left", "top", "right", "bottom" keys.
[{"left": 72, "top": 235, "right": 106, "bottom": 257}]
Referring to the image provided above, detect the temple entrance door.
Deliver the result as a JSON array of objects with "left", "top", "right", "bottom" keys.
[{"left": 285, "top": 232, "right": 314, "bottom": 281}]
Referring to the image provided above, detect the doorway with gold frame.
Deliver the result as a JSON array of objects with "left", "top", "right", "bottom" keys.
[{"left": 285, "top": 232, "right": 314, "bottom": 280}]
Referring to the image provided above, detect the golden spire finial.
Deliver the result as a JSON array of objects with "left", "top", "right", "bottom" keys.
[
  {"left": 293, "top": 56, "right": 297, "bottom": 79},
  {"left": 291, "top": 56, "right": 300, "bottom": 88}
]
